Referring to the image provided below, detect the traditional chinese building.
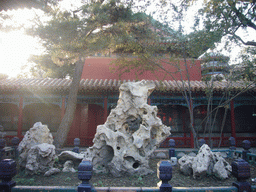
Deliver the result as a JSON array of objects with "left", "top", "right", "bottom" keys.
[{"left": 0, "top": 56, "right": 255, "bottom": 148}]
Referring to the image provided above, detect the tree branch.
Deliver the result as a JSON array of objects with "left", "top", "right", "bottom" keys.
[
  {"left": 227, "top": 1, "right": 256, "bottom": 30},
  {"left": 231, "top": 33, "right": 256, "bottom": 46}
]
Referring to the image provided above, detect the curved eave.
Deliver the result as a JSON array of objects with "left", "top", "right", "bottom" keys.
[{"left": 0, "top": 78, "right": 255, "bottom": 95}]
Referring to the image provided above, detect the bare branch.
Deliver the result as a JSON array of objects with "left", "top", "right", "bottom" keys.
[
  {"left": 231, "top": 33, "right": 256, "bottom": 46},
  {"left": 227, "top": 1, "right": 256, "bottom": 31}
]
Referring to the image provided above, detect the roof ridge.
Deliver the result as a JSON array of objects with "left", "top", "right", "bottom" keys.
[{"left": 0, "top": 78, "right": 254, "bottom": 93}]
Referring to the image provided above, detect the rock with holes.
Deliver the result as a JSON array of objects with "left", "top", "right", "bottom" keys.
[
  {"left": 177, "top": 144, "right": 232, "bottom": 180},
  {"left": 25, "top": 143, "right": 57, "bottom": 175},
  {"left": 212, "top": 152, "right": 232, "bottom": 179},
  {"left": 18, "top": 122, "right": 54, "bottom": 168},
  {"left": 192, "top": 144, "right": 213, "bottom": 179},
  {"left": 178, "top": 155, "right": 194, "bottom": 176},
  {"left": 170, "top": 157, "right": 177, "bottom": 166},
  {"left": 83, "top": 80, "right": 171, "bottom": 177}
]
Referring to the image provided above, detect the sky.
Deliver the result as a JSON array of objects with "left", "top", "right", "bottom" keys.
[
  {"left": 0, "top": 30, "right": 43, "bottom": 77},
  {"left": 0, "top": 0, "right": 81, "bottom": 78},
  {"left": 0, "top": 8, "right": 45, "bottom": 78},
  {"left": 0, "top": 0, "right": 254, "bottom": 78}
]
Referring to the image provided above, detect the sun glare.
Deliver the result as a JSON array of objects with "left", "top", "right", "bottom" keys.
[
  {"left": 3, "top": 8, "right": 36, "bottom": 28},
  {"left": 0, "top": 9, "right": 44, "bottom": 78}
]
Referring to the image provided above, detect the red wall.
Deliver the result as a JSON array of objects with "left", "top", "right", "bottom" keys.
[{"left": 82, "top": 57, "right": 202, "bottom": 81}]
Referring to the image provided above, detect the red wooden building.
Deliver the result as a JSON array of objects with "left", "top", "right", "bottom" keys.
[
  {"left": 0, "top": 56, "right": 255, "bottom": 148},
  {"left": 82, "top": 57, "right": 202, "bottom": 81}
]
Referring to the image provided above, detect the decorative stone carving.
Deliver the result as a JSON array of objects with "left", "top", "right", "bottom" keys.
[
  {"left": 25, "top": 143, "right": 57, "bottom": 175},
  {"left": 18, "top": 122, "right": 54, "bottom": 167},
  {"left": 83, "top": 80, "right": 171, "bottom": 177},
  {"left": 178, "top": 144, "right": 231, "bottom": 180}
]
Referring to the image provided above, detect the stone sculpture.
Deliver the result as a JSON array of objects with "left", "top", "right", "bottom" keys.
[
  {"left": 178, "top": 144, "right": 231, "bottom": 180},
  {"left": 18, "top": 122, "right": 57, "bottom": 174},
  {"left": 83, "top": 80, "right": 171, "bottom": 177}
]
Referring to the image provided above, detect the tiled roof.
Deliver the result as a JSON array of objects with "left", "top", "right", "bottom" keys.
[{"left": 0, "top": 78, "right": 255, "bottom": 94}]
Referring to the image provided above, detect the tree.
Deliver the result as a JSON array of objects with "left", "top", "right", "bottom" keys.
[
  {"left": 196, "top": 0, "right": 256, "bottom": 47},
  {"left": 28, "top": 0, "right": 153, "bottom": 148},
  {"left": 29, "top": 54, "right": 74, "bottom": 78},
  {"left": 231, "top": 47, "right": 256, "bottom": 81}
]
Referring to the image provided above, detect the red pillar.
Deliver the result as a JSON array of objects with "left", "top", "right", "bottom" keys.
[
  {"left": 103, "top": 97, "right": 108, "bottom": 122},
  {"left": 61, "top": 97, "right": 65, "bottom": 119},
  {"left": 230, "top": 100, "right": 236, "bottom": 139},
  {"left": 189, "top": 99, "right": 194, "bottom": 148},
  {"left": 182, "top": 107, "right": 187, "bottom": 146},
  {"left": 17, "top": 96, "right": 23, "bottom": 139}
]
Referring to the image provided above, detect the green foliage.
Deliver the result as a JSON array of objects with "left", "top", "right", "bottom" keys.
[
  {"left": 110, "top": 53, "right": 160, "bottom": 80},
  {"left": 27, "top": 0, "right": 148, "bottom": 77},
  {"left": 14, "top": 170, "right": 35, "bottom": 186},
  {"left": 29, "top": 54, "right": 74, "bottom": 78},
  {"left": 197, "top": 0, "right": 256, "bottom": 47},
  {"left": 186, "top": 30, "right": 223, "bottom": 58},
  {"left": 128, "top": 175, "right": 145, "bottom": 185},
  {"left": 233, "top": 46, "right": 256, "bottom": 81},
  {"left": 54, "top": 157, "right": 59, "bottom": 163},
  {"left": 15, "top": 177, "right": 35, "bottom": 185},
  {"left": 93, "top": 180, "right": 104, "bottom": 187},
  {"left": 201, "top": 53, "right": 230, "bottom": 63}
]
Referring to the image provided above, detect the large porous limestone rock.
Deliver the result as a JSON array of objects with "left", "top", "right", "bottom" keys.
[
  {"left": 18, "top": 122, "right": 55, "bottom": 170},
  {"left": 83, "top": 80, "right": 171, "bottom": 177},
  {"left": 25, "top": 143, "right": 56, "bottom": 174},
  {"left": 178, "top": 144, "right": 231, "bottom": 180}
]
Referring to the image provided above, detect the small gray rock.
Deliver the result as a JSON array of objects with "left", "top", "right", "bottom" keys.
[
  {"left": 44, "top": 168, "right": 60, "bottom": 177},
  {"left": 63, "top": 160, "right": 76, "bottom": 173}
]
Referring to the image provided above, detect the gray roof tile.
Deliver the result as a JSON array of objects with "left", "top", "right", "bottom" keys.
[{"left": 0, "top": 78, "right": 255, "bottom": 94}]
